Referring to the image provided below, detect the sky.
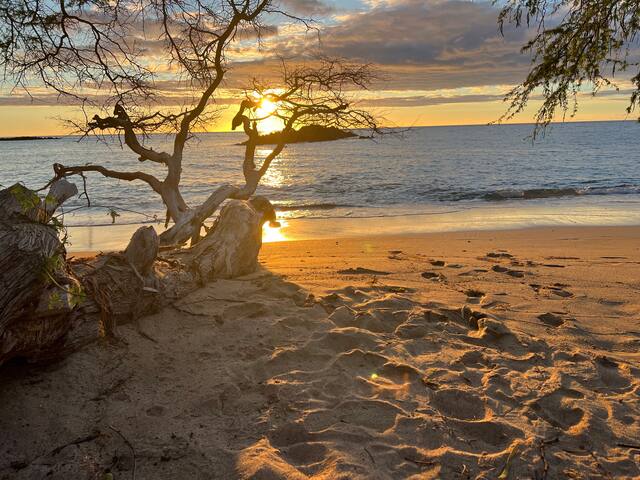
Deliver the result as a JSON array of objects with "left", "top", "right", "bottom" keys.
[{"left": 0, "top": 0, "right": 636, "bottom": 136}]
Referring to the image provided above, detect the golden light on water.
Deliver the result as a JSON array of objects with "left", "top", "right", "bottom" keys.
[{"left": 259, "top": 152, "right": 285, "bottom": 188}]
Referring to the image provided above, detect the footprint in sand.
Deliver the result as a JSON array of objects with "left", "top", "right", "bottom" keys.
[
  {"left": 430, "top": 388, "right": 486, "bottom": 420},
  {"left": 491, "top": 265, "right": 525, "bottom": 278},
  {"left": 146, "top": 405, "right": 166, "bottom": 417},
  {"left": 595, "top": 356, "right": 633, "bottom": 392},
  {"left": 537, "top": 313, "right": 565, "bottom": 327},
  {"left": 598, "top": 298, "right": 626, "bottom": 306},
  {"left": 421, "top": 271, "right": 446, "bottom": 281},
  {"left": 269, "top": 422, "right": 316, "bottom": 448},
  {"left": 464, "top": 289, "right": 486, "bottom": 304},
  {"left": 460, "top": 268, "right": 488, "bottom": 277},
  {"left": 530, "top": 283, "right": 573, "bottom": 298},
  {"left": 448, "top": 418, "right": 524, "bottom": 451},
  {"left": 506, "top": 270, "right": 525, "bottom": 278},
  {"left": 282, "top": 442, "right": 328, "bottom": 466},
  {"left": 549, "top": 285, "right": 573, "bottom": 298},
  {"left": 486, "top": 252, "right": 514, "bottom": 259},
  {"left": 337, "top": 267, "right": 391, "bottom": 275},
  {"left": 528, "top": 389, "right": 585, "bottom": 430}
]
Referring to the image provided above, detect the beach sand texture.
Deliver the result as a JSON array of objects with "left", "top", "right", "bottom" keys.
[{"left": 1, "top": 226, "right": 639, "bottom": 479}]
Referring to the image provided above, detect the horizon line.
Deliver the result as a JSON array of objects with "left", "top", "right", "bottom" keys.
[{"left": 2, "top": 118, "right": 636, "bottom": 139}]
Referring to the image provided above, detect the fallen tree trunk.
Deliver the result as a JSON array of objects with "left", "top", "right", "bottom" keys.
[
  {"left": 0, "top": 183, "right": 277, "bottom": 368},
  {"left": 0, "top": 181, "right": 83, "bottom": 364},
  {"left": 187, "top": 196, "right": 277, "bottom": 280}
]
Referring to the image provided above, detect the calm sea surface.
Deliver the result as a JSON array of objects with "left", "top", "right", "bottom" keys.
[{"left": 1, "top": 121, "right": 639, "bottom": 248}]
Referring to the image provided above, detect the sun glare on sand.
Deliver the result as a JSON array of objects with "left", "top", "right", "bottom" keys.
[{"left": 262, "top": 219, "right": 288, "bottom": 243}]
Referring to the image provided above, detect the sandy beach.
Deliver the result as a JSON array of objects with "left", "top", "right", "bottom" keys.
[{"left": 1, "top": 226, "right": 639, "bottom": 479}]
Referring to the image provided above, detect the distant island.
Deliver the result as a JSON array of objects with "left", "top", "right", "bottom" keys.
[
  {"left": 242, "top": 125, "right": 357, "bottom": 145},
  {"left": 0, "top": 136, "right": 60, "bottom": 142}
]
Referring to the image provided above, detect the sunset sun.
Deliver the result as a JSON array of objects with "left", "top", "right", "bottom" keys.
[{"left": 255, "top": 96, "right": 284, "bottom": 134}]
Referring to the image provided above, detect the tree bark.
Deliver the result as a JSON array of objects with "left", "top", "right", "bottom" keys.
[
  {"left": 158, "top": 184, "right": 239, "bottom": 247},
  {"left": 0, "top": 182, "right": 276, "bottom": 368},
  {"left": 186, "top": 197, "right": 274, "bottom": 280},
  {"left": 0, "top": 181, "right": 81, "bottom": 364}
]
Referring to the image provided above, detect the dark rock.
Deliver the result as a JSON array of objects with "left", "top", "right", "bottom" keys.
[{"left": 242, "top": 125, "right": 356, "bottom": 145}]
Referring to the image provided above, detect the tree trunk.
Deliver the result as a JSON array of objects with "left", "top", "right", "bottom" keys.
[
  {"left": 0, "top": 183, "right": 276, "bottom": 368},
  {"left": 158, "top": 184, "right": 239, "bottom": 247},
  {"left": 0, "top": 181, "right": 82, "bottom": 364},
  {"left": 186, "top": 197, "right": 275, "bottom": 280}
]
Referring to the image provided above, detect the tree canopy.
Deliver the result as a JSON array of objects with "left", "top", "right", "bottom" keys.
[{"left": 498, "top": 0, "right": 640, "bottom": 132}]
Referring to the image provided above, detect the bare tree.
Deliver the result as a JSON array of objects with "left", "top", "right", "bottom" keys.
[
  {"left": 0, "top": 1, "right": 380, "bottom": 246},
  {"left": 497, "top": 0, "right": 640, "bottom": 135}
]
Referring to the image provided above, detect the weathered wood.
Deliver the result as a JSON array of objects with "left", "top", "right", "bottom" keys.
[
  {"left": 42, "top": 179, "right": 78, "bottom": 221},
  {"left": 158, "top": 184, "right": 239, "bottom": 247},
  {"left": 188, "top": 196, "right": 276, "bottom": 280},
  {"left": 124, "top": 225, "right": 159, "bottom": 276},
  {"left": 0, "top": 181, "right": 276, "bottom": 368},
  {"left": 0, "top": 183, "right": 42, "bottom": 221},
  {"left": 0, "top": 182, "right": 78, "bottom": 364}
]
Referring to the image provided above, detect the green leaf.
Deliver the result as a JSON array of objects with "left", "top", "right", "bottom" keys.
[{"left": 498, "top": 444, "right": 519, "bottom": 479}]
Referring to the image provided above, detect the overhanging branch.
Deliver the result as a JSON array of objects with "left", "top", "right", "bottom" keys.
[{"left": 53, "top": 163, "right": 163, "bottom": 194}]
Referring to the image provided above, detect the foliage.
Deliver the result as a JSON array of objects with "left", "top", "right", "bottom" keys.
[
  {"left": 41, "top": 252, "right": 86, "bottom": 310},
  {"left": 49, "top": 216, "right": 70, "bottom": 246},
  {"left": 9, "top": 184, "right": 40, "bottom": 214},
  {"left": 230, "top": 58, "right": 380, "bottom": 196},
  {"left": 497, "top": 0, "right": 640, "bottom": 134}
]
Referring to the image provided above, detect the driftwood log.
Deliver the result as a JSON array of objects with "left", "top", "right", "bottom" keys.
[
  {"left": 188, "top": 196, "right": 277, "bottom": 280},
  {"left": 0, "top": 181, "right": 82, "bottom": 364},
  {"left": 0, "top": 182, "right": 276, "bottom": 367}
]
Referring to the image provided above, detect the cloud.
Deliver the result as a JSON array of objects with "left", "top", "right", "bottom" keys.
[
  {"left": 0, "top": 0, "right": 542, "bottom": 108},
  {"left": 264, "top": 0, "right": 534, "bottom": 91},
  {"left": 359, "top": 93, "right": 506, "bottom": 107},
  {"left": 278, "top": 0, "right": 335, "bottom": 16}
]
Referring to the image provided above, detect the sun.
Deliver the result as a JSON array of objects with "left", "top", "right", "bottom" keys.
[
  {"left": 258, "top": 98, "right": 277, "bottom": 115},
  {"left": 255, "top": 96, "right": 285, "bottom": 134}
]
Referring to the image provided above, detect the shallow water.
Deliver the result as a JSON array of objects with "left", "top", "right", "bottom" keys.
[{"left": 1, "top": 121, "right": 639, "bottom": 249}]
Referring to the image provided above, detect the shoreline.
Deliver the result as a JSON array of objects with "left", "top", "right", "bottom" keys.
[
  {"left": 5, "top": 119, "right": 636, "bottom": 138},
  {"left": 69, "top": 223, "right": 640, "bottom": 255},
  {"left": 63, "top": 200, "right": 640, "bottom": 253}
]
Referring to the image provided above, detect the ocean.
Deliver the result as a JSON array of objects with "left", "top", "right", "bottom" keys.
[{"left": 1, "top": 121, "right": 639, "bottom": 250}]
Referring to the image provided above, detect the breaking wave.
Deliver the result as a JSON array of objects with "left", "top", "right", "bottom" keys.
[{"left": 482, "top": 185, "right": 640, "bottom": 201}]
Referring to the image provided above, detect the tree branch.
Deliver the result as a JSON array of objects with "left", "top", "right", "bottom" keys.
[
  {"left": 89, "top": 105, "right": 173, "bottom": 164},
  {"left": 53, "top": 163, "right": 163, "bottom": 194}
]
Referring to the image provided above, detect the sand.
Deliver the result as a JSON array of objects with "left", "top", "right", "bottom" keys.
[{"left": 1, "top": 226, "right": 639, "bottom": 479}]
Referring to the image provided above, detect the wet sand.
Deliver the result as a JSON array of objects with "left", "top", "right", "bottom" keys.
[{"left": 1, "top": 226, "right": 639, "bottom": 479}]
